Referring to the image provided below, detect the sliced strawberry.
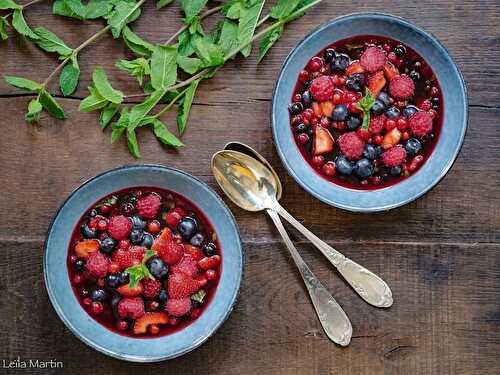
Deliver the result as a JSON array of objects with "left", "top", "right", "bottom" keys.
[
  {"left": 158, "top": 241, "right": 184, "bottom": 265},
  {"left": 368, "top": 71, "right": 386, "bottom": 97},
  {"left": 311, "top": 102, "right": 322, "bottom": 117},
  {"left": 381, "top": 127, "right": 402, "bottom": 149},
  {"left": 320, "top": 101, "right": 334, "bottom": 118},
  {"left": 152, "top": 228, "right": 172, "bottom": 252},
  {"left": 117, "top": 282, "right": 144, "bottom": 297},
  {"left": 171, "top": 256, "right": 199, "bottom": 277},
  {"left": 345, "top": 60, "right": 365, "bottom": 76},
  {"left": 183, "top": 245, "right": 204, "bottom": 261},
  {"left": 313, "top": 127, "right": 334, "bottom": 155},
  {"left": 383, "top": 62, "right": 399, "bottom": 81},
  {"left": 75, "top": 239, "right": 100, "bottom": 259},
  {"left": 133, "top": 312, "right": 169, "bottom": 334},
  {"left": 167, "top": 272, "right": 203, "bottom": 299},
  {"left": 198, "top": 255, "right": 221, "bottom": 271}
]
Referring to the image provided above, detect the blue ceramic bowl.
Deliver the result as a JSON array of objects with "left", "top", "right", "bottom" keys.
[
  {"left": 271, "top": 13, "right": 468, "bottom": 212},
  {"left": 44, "top": 165, "right": 243, "bottom": 362}
]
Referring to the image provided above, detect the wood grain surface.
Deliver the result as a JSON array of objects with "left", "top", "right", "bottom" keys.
[{"left": 0, "top": 1, "right": 499, "bottom": 374}]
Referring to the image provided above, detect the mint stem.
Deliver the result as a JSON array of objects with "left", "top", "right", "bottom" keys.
[{"left": 22, "top": 0, "right": 45, "bottom": 9}]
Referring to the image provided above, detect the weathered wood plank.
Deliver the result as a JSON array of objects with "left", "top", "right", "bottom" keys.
[{"left": 0, "top": 241, "right": 498, "bottom": 375}]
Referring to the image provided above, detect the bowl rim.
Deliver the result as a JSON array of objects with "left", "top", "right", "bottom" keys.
[
  {"left": 271, "top": 12, "right": 468, "bottom": 212},
  {"left": 43, "top": 164, "right": 243, "bottom": 362}
]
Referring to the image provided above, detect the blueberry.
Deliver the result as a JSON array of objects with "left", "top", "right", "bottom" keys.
[
  {"left": 288, "top": 102, "right": 303, "bottom": 115},
  {"left": 203, "top": 242, "right": 217, "bottom": 257},
  {"left": 335, "top": 155, "right": 354, "bottom": 175},
  {"left": 385, "top": 106, "right": 401, "bottom": 119},
  {"left": 80, "top": 224, "right": 96, "bottom": 239},
  {"left": 177, "top": 217, "right": 198, "bottom": 240},
  {"left": 403, "top": 105, "right": 418, "bottom": 119},
  {"left": 431, "top": 97, "right": 440, "bottom": 106},
  {"left": 140, "top": 232, "right": 154, "bottom": 248},
  {"left": 100, "top": 237, "right": 116, "bottom": 254},
  {"left": 74, "top": 259, "right": 85, "bottom": 273},
  {"left": 346, "top": 115, "right": 361, "bottom": 130},
  {"left": 324, "top": 48, "right": 336, "bottom": 62},
  {"left": 295, "top": 123, "right": 307, "bottom": 134},
  {"left": 370, "top": 100, "right": 386, "bottom": 115},
  {"left": 393, "top": 45, "right": 406, "bottom": 57},
  {"left": 354, "top": 158, "right": 374, "bottom": 178},
  {"left": 91, "top": 288, "right": 108, "bottom": 302},
  {"left": 332, "top": 104, "right": 348, "bottom": 121},
  {"left": 363, "top": 144, "right": 382, "bottom": 160},
  {"left": 110, "top": 294, "right": 121, "bottom": 320},
  {"left": 345, "top": 73, "right": 366, "bottom": 92},
  {"left": 131, "top": 216, "right": 146, "bottom": 229},
  {"left": 117, "top": 272, "right": 129, "bottom": 285},
  {"left": 121, "top": 202, "right": 135, "bottom": 215},
  {"left": 405, "top": 138, "right": 422, "bottom": 156},
  {"left": 190, "top": 233, "right": 205, "bottom": 247},
  {"left": 105, "top": 274, "right": 121, "bottom": 289},
  {"left": 146, "top": 257, "right": 169, "bottom": 280},
  {"left": 129, "top": 229, "right": 144, "bottom": 244},
  {"left": 409, "top": 70, "right": 421, "bottom": 81},
  {"left": 301, "top": 91, "right": 312, "bottom": 107},
  {"left": 330, "top": 53, "right": 350, "bottom": 72},
  {"left": 377, "top": 92, "right": 391, "bottom": 106},
  {"left": 389, "top": 166, "right": 402, "bottom": 176},
  {"left": 157, "top": 289, "right": 168, "bottom": 302}
]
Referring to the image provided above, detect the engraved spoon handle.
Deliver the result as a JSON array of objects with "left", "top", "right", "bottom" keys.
[
  {"left": 267, "top": 209, "right": 352, "bottom": 346},
  {"left": 274, "top": 203, "right": 393, "bottom": 308}
]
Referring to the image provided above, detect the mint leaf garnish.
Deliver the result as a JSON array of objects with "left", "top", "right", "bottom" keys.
[
  {"left": 356, "top": 88, "right": 376, "bottom": 131},
  {"left": 125, "top": 249, "right": 156, "bottom": 289}
]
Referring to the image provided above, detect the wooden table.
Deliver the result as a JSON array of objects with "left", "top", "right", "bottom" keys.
[{"left": 1, "top": 1, "right": 499, "bottom": 374}]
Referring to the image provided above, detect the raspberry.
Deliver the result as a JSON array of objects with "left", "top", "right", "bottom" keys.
[
  {"left": 136, "top": 194, "right": 161, "bottom": 219},
  {"left": 369, "top": 115, "right": 386, "bottom": 134},
  {"left": 108, "top": 215, "right": 132, "bottom": 240},
  {"left": 389, "top": 74, "right": 415, "bottom": 99},
  {"left": 360, "top": 46, "right": 387, "bottom": 73},
  {"left": 382, "top": 146, "right": 407, "bottom": 167},
  {"left": 117, "top": 297, "right": 145, "bottom": 319},
  {"left": 142, "top": 278, "right": 161, "bottom": 298},
  {"left": 171, "top": 256, "right": 199, "bottom": 277},
  {"left": 309, "top": 76, "right": 335, "bottom": 102},
  {"left": 338, "top": 132, "right": 365, "bottom": 160},
  {"left": 409, "top": 111, "right": 433, "bottom": 136},
  {"left": 158, "top": 241, "right": 184, "bottom": 265},
  {"left": 85, "top": 251, "right": 109, "bottom": 278},
  {"left": 165, "top": 298, "right": 192, "bottom": 317}
]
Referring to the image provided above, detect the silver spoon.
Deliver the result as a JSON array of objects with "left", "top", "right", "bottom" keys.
[
  {"left": 212, "top": 149, "right": 393, "bottom": 308},
  {"left": 212, "top": 148, "right": 352, "bottom": 346}
]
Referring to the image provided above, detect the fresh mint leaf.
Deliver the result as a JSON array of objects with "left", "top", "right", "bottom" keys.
[
  {"left": 85, "top": 0, "right": 114, "bottom": 19},
  {"left": 178, "top": 29, "right": 198, "bottom": 56},
  {"left": 156, "top": 0, "right": 174, "bottom": 9},
  {"left": 127, "top": 126, "right": 141, "bottom": 158},
  {"left": 25, "top": 99, "right": 43, "bottom": 123},
  {"left": 356, "top": 88, "right": 375, "bottom": 131},
  {"left": 12, "top": 9, "right": 38, "bottom": 39},
  {"left": 53, "top": 0, "right": 83, "bottom": 20},
  {"left": 257, "top": 24, "right": 283, "bottom": 63},
  {"left": 0, "top": 16, "right": 8, "bottom": 41},
  {"left": 191, "top": 289, "right": 206, "bottom": 303},
  {"left": 111, "top": 108, "right": 129, "bottom": 143},
  {"left": 59, "top": 55, "right": 80, "bottom": 96},
  {"left": 79, "top": 86, "right": 109, "bottom": 112},
  {"left": 193, "top": 37, "right": 224, "bottom": 67},
  {"left": 217, "top": 19, "right": 239, "bottom": 57},
  {"left": 269, "top": 0, "right": 301, "bottom": 19},
  {"left": 176, "top": 54, "right": 202, "bottom": 74},
  {"left": 122, "top": 26, "right": 155, "bottom": 57},
  {"left": 237, "top": 0, "right": 265, "bottom": 57},
  {"left": 39, "top": 89, "right": 66, "bottom": 119},
  {"left": 100, "top": 102, "right": 119, "bottom": 129},
  {"left": 180, "top": 0, "right": 208, "bottom": 24},
  {"left": 106, "top": 0, "right": 142, "bottom": 38},
  {"left": 92, "top": 66, "right": 124, "bottom": 104},
  {"left": 188, "top": 16, "right": 204, "bottom": 35},
  {"left": 0, "top": 0, "right": 21, "bottom": 10},
  {"left": 116, "top": 57, "right": 150, "bottom": 86},
  {"left": 150, "top": 45, "right": 177, "bottom": 90},
  {"left": 125, "top": 249, "right": 155, "bottom": 287},
  {"left": 223, "top": 0, "right": 244, "bottom": 19},
  {"left": 129, "top": 89, "right": 165, "bottom": 127},
  {"left": 152, "top": 119, "right": 183, "bottom": 148},
  {"left": 4, "top": 75, "right": 41, "bottom": 91},
  {"left": 177, "top": 78, "right": 199, "bottom": 134},
  {"left": 32, "top": 26, "right": 73, "bottom": 57}
]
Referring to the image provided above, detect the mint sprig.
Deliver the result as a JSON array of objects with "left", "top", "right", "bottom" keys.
[
  {"left": 356, "top": 88, "right": 376, "bottom": 131},
  {"left": 125, "top": 249, "right": 156, "bottom": 289}
]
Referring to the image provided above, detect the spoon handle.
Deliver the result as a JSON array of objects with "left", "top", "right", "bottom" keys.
[
  {"left": 274, "top": 203, "right": 393, "bottom": 308},
  {"left": 266, "top": 209, "right": 352, "bottom": 346}
]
